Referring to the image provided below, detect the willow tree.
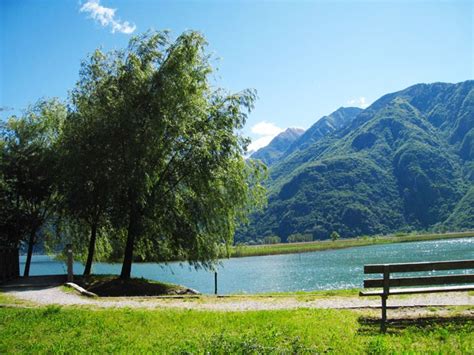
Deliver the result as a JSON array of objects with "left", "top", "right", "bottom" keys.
[
  {"left": 0, "top": 138, "right": 26, "bottom": 249},
  {"left": 1, "top": 100, "right": 65, "bottom": 276},
  {"left": 71, "top": 31, "right": 266, "bottom": 279},
  {"left": 58, "top": 103, "right": 116, "bottom": 275}
]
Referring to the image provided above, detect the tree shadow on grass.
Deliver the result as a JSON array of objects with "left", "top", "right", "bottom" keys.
[
  {"left": 0, "top": 275, "right": 67, "bottom": 292},
  {"left": 357, "top": 315, "right": 474, "bottom": 335},
  {"left": 74, "top": 275, "right": 197, "bottom": 297}
]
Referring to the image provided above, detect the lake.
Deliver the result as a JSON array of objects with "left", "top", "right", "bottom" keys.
[{"left": 21, "top": 237, "right": 474, "bottom": 294}]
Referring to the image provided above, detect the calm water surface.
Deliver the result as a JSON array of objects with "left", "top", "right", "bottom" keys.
[{"left": 22, "top": 237, "right": 474, "bottom": 294}]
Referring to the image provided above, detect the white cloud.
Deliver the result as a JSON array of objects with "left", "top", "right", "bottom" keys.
[
  {"left": 348, "top": 97, "right": 370, "bottom": 109},
  {"left": 250, "top": 121, "right": 284, "bottom": 137},
  {"left": 248, "top": 135, "right": 275, "bottom": 153},
  {"left": 247, "top": 121, "right": 284, "bottom": 152},
  {"left": 80, "top": 0, "right": 136, "bottom": 34}
]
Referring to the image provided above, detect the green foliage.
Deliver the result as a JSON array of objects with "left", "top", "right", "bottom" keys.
[
  {"left": 0, "top": 99, "right": 66, "bottom": 249},
  {"left": 330, "top": 231, "right": 340, "bottom": 241},
  {"left": 1, "top": 30, "right": 266, "bottom": 277},
  {"left": 1, "top": 307, "right": 473, "bottom": 353},
  {"left": 287, "top": 233, "right": 313, "bottom": 243},
  {"left": 45, "top": 219, "right": 116, "bottom": 265},
  {"left": 69, "top": 30, "right": 266, "bottom": 276},
  {"left": 55, "top": 83, "right": 119, "bottom": 272},
  {"left": 442, "top": 186, "right": 474, "bottom": 230},
  {"left": 238, "top": 81, "right": 474, "bottom": 242}
]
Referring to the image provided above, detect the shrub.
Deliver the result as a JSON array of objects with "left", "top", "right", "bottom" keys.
[
  {"left": 263, "top": 236, "right": 281, "bottom": 244},
  {"left": 330, "top": 231, "right": 340, "bottom": 241},
  {"left": 287, "top": 233, "right": 313, "bottom": 243}
]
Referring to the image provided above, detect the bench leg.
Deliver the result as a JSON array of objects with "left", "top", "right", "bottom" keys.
[{"left": 380, "top": 295, "right": 387, "bottom": 332}]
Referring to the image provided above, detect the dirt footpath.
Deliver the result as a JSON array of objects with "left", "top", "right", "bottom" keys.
[{"left": 2, "top": 285, "right": 473, "bottom": 313}]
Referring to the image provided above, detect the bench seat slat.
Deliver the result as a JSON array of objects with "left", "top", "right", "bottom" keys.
[
  {"left": 364, "top": 260, "right": 474, "bottom": 274},
  {"left": 364, "top": 274, "right": 474, "bottom": 288},
  {"left": 360, "top": 285, "right": 474, "bottom": 296}
]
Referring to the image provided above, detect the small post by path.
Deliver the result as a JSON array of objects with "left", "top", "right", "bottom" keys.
[
  {"left": 381, "top": 265, "right": 390, "bottom": 333},
  {"left": 214, "top": 271, "right": 218, "bottom": 295},
  {"left": 66, "top": 244, "right": 73, "bottom": 282}
]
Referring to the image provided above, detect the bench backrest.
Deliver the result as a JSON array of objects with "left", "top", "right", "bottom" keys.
[{"left": 363, "top": 259, "right": 474, "bottom": 289}]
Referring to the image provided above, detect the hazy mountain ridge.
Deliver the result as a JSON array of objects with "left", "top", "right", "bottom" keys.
[
  {"left": 250, "top": 107, "right": 362, "bottom": 169},
  {"left": 285, "top": 107, "right": 363, "bottom": 156},
  {"left": 250, "top": 127, "right": 305, "bottom": 166},
  {"left": 268, "top": 107, "right": 363, "bottom": 187},
  {"left": 238, "top": 81, "right": 474, "bottom": 243}
]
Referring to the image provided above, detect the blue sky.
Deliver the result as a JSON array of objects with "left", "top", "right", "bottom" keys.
[{"left": 1, "top": 0, "right": 473, "bottom": 151}]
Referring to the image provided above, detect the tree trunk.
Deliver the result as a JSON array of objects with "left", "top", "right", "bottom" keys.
[
  {"left": 120, "top": 207, "right": 141, "bottom": 279},
  {"left": 83, "top": 223, "right": 98, "bottom": 276},
  {"left": 23, "top": 229, "right": 36, "bottom": 277}
]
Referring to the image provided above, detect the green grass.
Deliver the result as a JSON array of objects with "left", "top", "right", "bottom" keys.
[
  {"left": 231, "top": 231, "right": 474, "bottom": 258},
  {"left": 0, "top": 292, "right": 33, "bottom": 306},
  {"left": 1, "top": 306, "right": 473, "bottom": 353},
  {"left": 0, "top": 292, "right": 20, "bottom": 305},
  {"left": 59, "top": 285, "right": 78, "bottom": 294},
  {"left": 226, "top": 288, "right": 362, "bottom": 302}
]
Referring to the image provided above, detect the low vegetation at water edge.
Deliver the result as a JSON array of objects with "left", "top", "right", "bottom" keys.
[{"left": 231, "top": 231, "right": 474, "bottom": 257}]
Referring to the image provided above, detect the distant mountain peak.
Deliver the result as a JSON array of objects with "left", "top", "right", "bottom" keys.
[
  {"left": 250, "top": 127, "right": 305, "bottom": 166},
  {"left": 284, "top": 106, "right": 363, "bottom": 156},
  {"left": 249, "top": 107, "right": 363, "bottom": 167},
  {"left": 280, "top": 127, "right": 305, "bottom": 137}
]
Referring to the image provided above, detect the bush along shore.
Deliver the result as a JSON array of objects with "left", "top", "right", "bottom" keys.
[{"left": 230, "top": 231, "right": 474, "bottom": 258}]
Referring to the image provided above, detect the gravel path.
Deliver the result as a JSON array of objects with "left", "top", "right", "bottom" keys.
[{"left": 2, "top": 286, "right": 473, "bottom": 312}]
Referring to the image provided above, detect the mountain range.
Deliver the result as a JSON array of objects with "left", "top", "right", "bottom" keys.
[{"left": 241, "top": 80, "right": 474, "bottom": 243}]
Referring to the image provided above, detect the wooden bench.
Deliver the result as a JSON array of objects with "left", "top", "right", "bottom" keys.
[{"left": 360, "top": 259, "right": 474, "bottom": 331}]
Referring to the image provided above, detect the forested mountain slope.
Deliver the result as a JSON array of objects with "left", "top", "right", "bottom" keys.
[
  {"left": 269, "top": 107, "right": 362, "bottom": 183},
  {"left": 285, "top": 107, "right": 363, "bottom": 156},
  {"left": 238, "top": 81, "right": 474, "bottom": 243}
]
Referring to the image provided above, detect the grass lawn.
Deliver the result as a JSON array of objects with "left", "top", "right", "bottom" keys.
[
  {"left": 231, "top": 231, "right": 474, "bottom": 258},
  {"left": 1, "top": 305, "right": 473, "bottom": 353},
  {"left": 235, "top": 288, "right": 361, "bottom": 298}
]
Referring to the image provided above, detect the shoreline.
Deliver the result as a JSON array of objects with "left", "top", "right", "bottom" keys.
[
  {"left": 230, "top": 231, "right": 474, "bottom": 258},
  {"left": 22, "top": 231, "right": 474, "bottom": 262}
]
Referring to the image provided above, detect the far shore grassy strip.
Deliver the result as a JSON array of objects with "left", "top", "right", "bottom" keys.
[
  {"left": 230, "top": 231, "right": 474, "bottom": 258},
  {"left": 1, "top": 305, "right": 473, "bottom": 353}
]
